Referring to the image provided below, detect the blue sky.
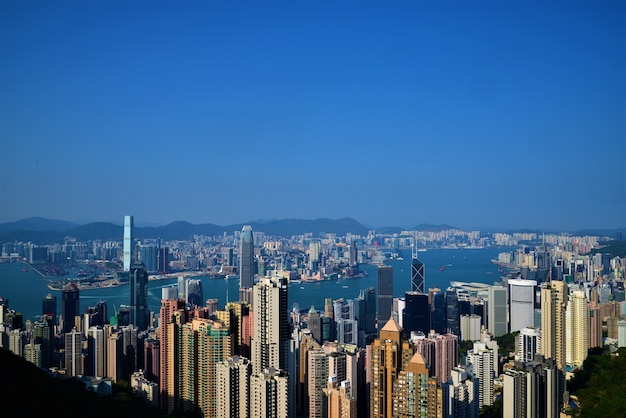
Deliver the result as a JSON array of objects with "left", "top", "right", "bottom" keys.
[{"left": 1, "top": 0, "right": 624, "bottom": 231}]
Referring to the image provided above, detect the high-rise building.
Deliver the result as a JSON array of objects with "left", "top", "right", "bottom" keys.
[
  {"left": 240, "top": 225, "right": 255, "bottom": 291},
  {"left": 460, "top": 314, "right": 482, "bottom": 342},
  {"left": 403, "top": 291, "right": 429, "bottom": 339},
  {"left": 429, "top": 287, "right": 446, "bottom": 335},
  {"left": 377, "top": 265, "right": 393, "bottom": 332},
  {"left": 487, "top": 285, "right": 507, "bottom": 337},
  {"left": 445, "top": 365, "right": 480, "bottom": 418},
  {"left": 64, "top": 328, "right": 83, "bottom": 377},
  {"left": 61, "top": 282, "right": 80, "bottom": 334},
  {"left": 186, "top": 279, "right": 204, "bottom": 307},
  {"left": 323, "top": 377, "right": 357, "bottom": 418},
  {"left": 467, "top": 340, "right": 497, "bottom": 409},
  {"left": 566, "top": 289, "right": 589, "bottom": 368},
  {"left": 517, "top": 327, "right": 541, "bottom": 363},
  {"left": 129, "top": 262, "right": 149, "bottom": 330},
  {"left": 86, "top": 325, "right": 107, "bottom": 378},
  {"left": 159, "top": 288, "right": 186, "bottom": 411},
  {"left": 411, "top": 247, "right": 425, "bottom": 293},
  {"left": 370, "top": 317, "right": 413, "bottom": 418},
  {"left": 503, "top": 355, "right": 560, "bottom": 418},
  {"left": 540, "top": 281, "right": 567, "bottom": 371},
  {"left": 252, "top": 276, "right": 289, "bottom": 374},
  {"left": 216, "top": 356, "right": 251, "bottom": 418},
  {"left": 445, "top": 287, "right": 460, "bottom": 336},
  {"left": 508, "top": 279, "right": 537, "bottom": 333},
  {"left": 250, "top": 367, "right": 289, "bottom": 418},
  {"left": 123, "top": 215, "right": 134, "bottom": 272},
  {"left": 41, "top": 293, "right": 57, "bottom": 323}
]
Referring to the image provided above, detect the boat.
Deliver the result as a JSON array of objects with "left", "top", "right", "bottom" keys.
[
  {"left": 440, "top": 266, "right": 445, "bottom": 271},
  {"left": 225, "top": 274, "right": 239, "bottom": 280},
  {"left": 342, "top": 285, "right": 349, "bottom": 289}
]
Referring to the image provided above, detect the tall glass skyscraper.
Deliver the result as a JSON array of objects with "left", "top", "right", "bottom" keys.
[
  {"left": 239, "top": 225, "right": 254, "bottom": 289},
  {"left": 61, "top": 282, "right": 80, "bottom": 333},
  {"left": 123, "top": 215, "right": 134, "bottom": 272},
  {"left": 411, "top": 246, "right": 425, "bottom": 294},
  {"left": 130, "top": 262, "right": 149, "bottom": 330}
]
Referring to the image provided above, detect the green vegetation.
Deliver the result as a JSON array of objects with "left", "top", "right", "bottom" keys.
[
  {"left": 588, "top": 240, "right": 626, "bottom": 258},
  {"left": 567, "top": 347, "right": 626, "bottom": 417},
  {"left": 495, "top": 331, "right": 519, "bottom": 359}
]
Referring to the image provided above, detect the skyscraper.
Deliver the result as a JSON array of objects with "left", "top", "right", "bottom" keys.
[
  {"left": 130, "top": 262, "right": 149, "bottom": 330},
  {"left": 487, "top": 285, "right": 508, "bottom": 337},
  {"left": 566, "top": 289, "right": 589, "bottom": 368},
  {"left": 252, "top": 276, "right": 289, "bottom": 374},
  {"left": 377, "top": 265, "right": 393, "bottom": 332},
  {"left": 410, "top": 245, "right": 425, "bottom": 293},
  {"left": 508, "top": 279, "right": 537, "bottom": 333},
  {"left": 240, "top": 225, "right": 254, "bottom": 290},
  {"left": 445, "top": 287, "right": 460, "bottom": 336},
  {"left": 123, "top": 215, "right": 134, "bottom": 272},
  {"left": 402, "top": 291, "right": 429, "bottom": 339},
  {"left": 61, "top": 282, "right": 80, "bottom": 334}
]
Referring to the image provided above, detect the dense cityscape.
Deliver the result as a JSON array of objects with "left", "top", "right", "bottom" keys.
[{"left": 1, "top": 215, "right": 625, "bottom": 417}]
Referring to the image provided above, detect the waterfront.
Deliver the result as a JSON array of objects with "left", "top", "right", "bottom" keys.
[{"left": 0, "top": 246, "right": 512, "bottom": 322}]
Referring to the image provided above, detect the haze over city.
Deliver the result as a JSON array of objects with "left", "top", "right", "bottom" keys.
[{"left": 1, "top": 1, "right": 624, "bottom": 231}]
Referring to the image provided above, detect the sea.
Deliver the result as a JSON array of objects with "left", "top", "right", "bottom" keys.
[{"left": 0, "top": 246, "right": 514, "bottom": 322}]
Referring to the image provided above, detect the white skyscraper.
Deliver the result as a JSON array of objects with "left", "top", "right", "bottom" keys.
[
  {"left": 508, "top": 279, "right": 537, "bottom": 333},
  {"left": 123, "top": 215, "right": 134, "bottom": 272},
  {"left": 566, "top": 289, "right": 589, "bottom": 368},
  {"left": 467, "top": 341, "right": 497, "bottom": 408}
]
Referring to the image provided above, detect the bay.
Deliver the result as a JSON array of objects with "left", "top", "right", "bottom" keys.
[{"left": 0, "top": 246, "right": 512, "bottom": 322}]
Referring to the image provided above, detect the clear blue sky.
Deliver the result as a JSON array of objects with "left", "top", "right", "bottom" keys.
[{"left": 1, "top": 0, "right": 624, "bottom": 231}]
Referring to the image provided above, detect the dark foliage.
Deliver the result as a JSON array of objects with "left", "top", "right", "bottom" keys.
[{"left": 0, "top": 348, "right": 168, "bottom": 418}]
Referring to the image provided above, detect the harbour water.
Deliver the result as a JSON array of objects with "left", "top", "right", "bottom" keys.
[{"left": 0, "top": 246, "right": 513, "bottom": 322}]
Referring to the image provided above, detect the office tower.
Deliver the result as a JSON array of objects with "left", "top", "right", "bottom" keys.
[
  {"left": 138, "top": 243, "right": 159, "bottom": 273},
  {"left": 307, "top": 306, "right": 322, "bottom": 343},
  {"left": 123, "top": 215, "right": 134, "bottom": 272},
  {"left": 516, "top": 327, "right": 541, "bottom": 363},
  {"left": 240, "top": 225, "right": 255, "bottom": 290},
  {"left": 403, "top": 291, "right": 430, "bottom": 339},
  {"left": 129, "top": 262, "right": 149, "bottom": 330},
  {"left": 252, "top": 276, "right": 289, "bottom": 374},
  {"left": 250, "top": 367, "right": 289, "bottom": 418},
  {"left": 41, "top": 293, "right": 57, "bottom": 324},
  {"left": 107, "top": 329, "right": 125, "bottom": 385},
  {"left": 467, "top": 341, "right": 497, "bottom": 408},
  {"left": 487, "top": 285, "right": 507, "bottom": 337},
  {"left": 179, "top": 318, "right": 231, "bottom": 418},
  {"left": 566, "top": 289, "right": 589, "bottom": 368},
  {"left": 61, "top": 282, "right": 80, "bottom": 334},
  {"left": 85, "top": 300, "right": 108, "bottom": 327},
  {"left": 186, "top": 278, "right": 204, "bottom": 307},
  {"left": 349, "top": 240, "right": 358, "bottom": 266},
  {"left": 32, "top": 319, "right": 54, "bottom": 368},
  {"left": 86, "top": 325, "right": 106, "bottom": 378},
  {"left": 333, "top": 299, "right": 359, "bottom": 345},
  {"left": 65, "top": 328, "right": 83, "bottom": 377},
  {"left": 445, "top": 365, "right": 480, "bottom": 418},
  {"left": 460, "top": 314, "right": 482, "bottom": 342},
  {"left": 158, "top": 246, "right": 170, "bottom": 273},
  {"left": 540, "top": 281, "right": 567, "bottom": 371},
  {"left": 355, "top": 287, "right": 377, "bottom": 338},
  {"left": 445, "top": 287, "right": 460, "bottom": 336},
  {"left": 370, "top": 317, "right": 414, "bottom": 418},
  {"left": 429, "top": 287, "right": 446, "bottom": 335},
  {"left": 508, "top": 279, "right": 537, "bottom": 333},
  {"left": 309, "top": 240, "right": 321, "bottom": 270},
  {"left": 411, "top": 246, "right": 425, "bottom": 293},
  {"left": 377, "top": 265, "right": 393, "bottom": 332},
  {"left": 323, "top": 377, "right": 357, "bottom": 418},
  {"left": 217, "top": 356, "right": 251, "bottom": 418}
]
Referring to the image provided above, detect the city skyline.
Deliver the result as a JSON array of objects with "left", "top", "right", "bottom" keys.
[{"left": 1, "top": 1, "right": 624, "bottom": 231}]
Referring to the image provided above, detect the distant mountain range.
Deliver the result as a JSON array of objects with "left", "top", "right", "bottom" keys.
[{"left": 0, "top": 217, "right": 623, "bottom": 244}]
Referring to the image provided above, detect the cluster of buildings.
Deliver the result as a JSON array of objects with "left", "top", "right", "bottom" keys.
[{"left": 0, "top": 216, "right": 625, "bottom": 417}]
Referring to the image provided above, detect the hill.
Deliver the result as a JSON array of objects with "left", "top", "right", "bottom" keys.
[{"left": 0, "top": 217, "right": 372, "bottom": 243}]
